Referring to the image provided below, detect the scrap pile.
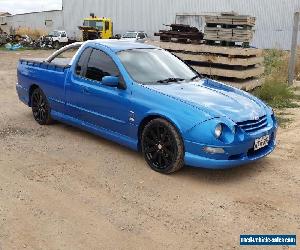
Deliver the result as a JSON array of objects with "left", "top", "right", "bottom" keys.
[
  {"left": 0, "top": 33, "right": 59, "bottom": 49},
  {"left": 154, "top": 24, "right": 204, "bottom": 43},
  {"left": 0, "top": 27, "right": 8, "bottom": 45},
  {"left": 204, "top": 12, "right": 256, "bottom": 47},
  {"left": 0, "top": 34, "right": 8, "bottom": 45}
]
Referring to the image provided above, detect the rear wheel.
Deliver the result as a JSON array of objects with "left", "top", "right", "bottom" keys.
[
  {"left": 31, "top": 88, "right": 53, "bottom": 125},
  {"left": 141, "top": 118, "right": 184, "bottom": 174}
]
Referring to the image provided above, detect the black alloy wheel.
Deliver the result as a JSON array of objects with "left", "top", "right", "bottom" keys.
[
  {"left": 141, "top": 118, "right": 184, "bottom": 174},
  {"left": 31, "top": 88, "right": 53, "bottom": 125}
]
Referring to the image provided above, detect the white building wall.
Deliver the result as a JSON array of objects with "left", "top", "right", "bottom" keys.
[
  {"left": 5, "top": 10, "right": 63, "bottom": 34},
  {"left": 2, "top": 1, "right": 300, "bottom": 49}
]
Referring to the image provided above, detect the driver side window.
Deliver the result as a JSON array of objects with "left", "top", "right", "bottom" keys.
[{"left": 84, "top": 49, "right": 119, "bottom": 82}]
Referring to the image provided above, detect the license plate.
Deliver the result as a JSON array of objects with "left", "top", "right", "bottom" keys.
[{"left": 254, "top": 135, "right": 270, "bottom": 151}]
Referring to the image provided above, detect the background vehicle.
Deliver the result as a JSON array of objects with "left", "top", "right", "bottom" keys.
[
  {"left": 121, "top": 31, "right": 148, "bottom": 43},
  {"left": 45, "top": 30, "right": 69, "bottom": 49},
  {"left": 16, "top": 41, "right": 277, "bottom": 174},
  {"left": 79, "top": 13, "right": 113, "bottom": 41}
]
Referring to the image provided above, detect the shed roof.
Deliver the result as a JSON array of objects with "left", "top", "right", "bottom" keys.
[{"left": 0, "top": 12, "right": 11, "bottom": 16}]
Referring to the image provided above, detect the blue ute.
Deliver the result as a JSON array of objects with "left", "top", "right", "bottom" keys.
[{"left": 16, "top": 40, "right": 277, "bottom": 173}]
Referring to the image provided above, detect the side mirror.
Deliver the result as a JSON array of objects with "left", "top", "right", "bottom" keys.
[{"left": 102, "top": 76, "right": 119, "bottom": 87}]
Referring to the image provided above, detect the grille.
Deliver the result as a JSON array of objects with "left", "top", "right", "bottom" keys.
[{"left": 237, "top": 115, "right": 268, "bottom": 133}]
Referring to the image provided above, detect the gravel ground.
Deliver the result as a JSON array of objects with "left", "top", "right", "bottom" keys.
[{"left": 0, "top": 50, "right": 299, "bottom": 250}]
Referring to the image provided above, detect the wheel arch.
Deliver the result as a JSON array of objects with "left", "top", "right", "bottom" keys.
[
  {"left": 137, "top": 114, "right": 184, "bottom": 151},
  {"left": 28, "top": 84, "right": 40, "bottom": 107}
]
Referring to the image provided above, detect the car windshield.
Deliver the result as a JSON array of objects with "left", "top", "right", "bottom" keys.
[
  {"left": 49, "top": 31, "right": 60, "bottom": 37},
  {"left": 122, "top": 32, "right": 137, "bottom": 38},
  {"left": 83, "top": 20, "right": 103, "bottom": 29},
  {"left": 117, "top": 48, "right": 198, "bottom": 84}
]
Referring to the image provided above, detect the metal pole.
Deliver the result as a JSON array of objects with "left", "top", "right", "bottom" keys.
[{"left": 288, "top": 12, "right": 300, "bottom": 85}]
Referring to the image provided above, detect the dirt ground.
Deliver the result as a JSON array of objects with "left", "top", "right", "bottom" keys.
[{"left": 0, "top": 50, "right": 299, "bottom": 250}]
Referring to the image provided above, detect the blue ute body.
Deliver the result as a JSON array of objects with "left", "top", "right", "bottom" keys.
[{"left": 16, "top": 40, "right": 277, "bottom": 169}]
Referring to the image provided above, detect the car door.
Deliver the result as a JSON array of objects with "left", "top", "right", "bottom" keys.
[{"left": 66, "top": 47, "right": 132, "bottom": 136}]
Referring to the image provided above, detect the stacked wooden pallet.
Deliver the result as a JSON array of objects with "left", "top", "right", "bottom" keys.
[
  {"left": 205, "top": 15, "right": 256, "bottom": 26},
  {"left": 204, "top": 27, "right": 253, "bottom": 42},
  {"left": 204, "top": 13, "right": 256, "bottom": 46},
  {"left": 146, "top": 41, "right": 264, "bottom": 90}
]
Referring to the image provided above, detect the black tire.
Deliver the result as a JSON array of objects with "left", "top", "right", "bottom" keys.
[
  {"left": 83, "top": 32, "right": 89, "bottom": 41},
  {"left": 53, "top": 41, "right": 60, "bottom": 50},
  {"left": 31, "top": 88, "right": 53, "bottom": 125},
  {"left": 141, "top": 118, "right": 184, "bottom": 174}
]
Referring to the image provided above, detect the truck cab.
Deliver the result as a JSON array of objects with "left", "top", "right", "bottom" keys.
[{"left": 79, "top": 14, "right": 113, "bottom": 41}]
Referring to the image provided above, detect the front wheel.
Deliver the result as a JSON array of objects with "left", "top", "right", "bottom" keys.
[
  {"left": 31, "top": 88, "right": 53, "bottom": 125},
  {"left": 53, "top": 41, "right": 60, "bottom": 50},
  {"left": 141, "top": 118, "right": 184, "bottom": 174}
]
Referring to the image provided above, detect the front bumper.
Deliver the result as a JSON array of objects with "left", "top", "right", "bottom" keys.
[{"left": 184, "top": 125, "right": 277, "bottom": 169}]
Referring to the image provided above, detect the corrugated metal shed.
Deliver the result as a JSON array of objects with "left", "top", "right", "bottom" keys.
[
  {"left": 5, "top": 10, "right": 63, "bottom": 34},
  {"left": 62, "top": 0, "right": 300, "bottom": 49}
]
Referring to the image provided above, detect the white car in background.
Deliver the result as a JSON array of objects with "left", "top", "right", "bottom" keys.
[
  {"left": 47, "top": 30, "right": 69, "bottom": 49},
  {"left": 121, "top": 31, "right": 148, "bottom": 43}
]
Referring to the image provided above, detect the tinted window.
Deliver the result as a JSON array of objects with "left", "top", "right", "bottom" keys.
[
  {"left": 75, "top": 47, "right": 92, "bottom": 75},
  {"left": 85, "top": 49, "right": 119, "bottom": 81}
]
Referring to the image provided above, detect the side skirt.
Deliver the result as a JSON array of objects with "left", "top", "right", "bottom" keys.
[{"left": 51, "top": 110, "right": 138, "bottom": 151}]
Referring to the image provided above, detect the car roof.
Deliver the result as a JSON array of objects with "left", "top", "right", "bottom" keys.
[{"left": 85, "top": 39, "right": 157, "bottom": 52}]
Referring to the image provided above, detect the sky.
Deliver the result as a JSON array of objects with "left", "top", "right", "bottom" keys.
[{"left": 0, "top": 0, "right": 62, "bottom": 15}]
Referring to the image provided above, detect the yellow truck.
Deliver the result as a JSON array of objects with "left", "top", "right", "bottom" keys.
[{"left": 79, "top": 13, "right": 113, "bottom": 41}]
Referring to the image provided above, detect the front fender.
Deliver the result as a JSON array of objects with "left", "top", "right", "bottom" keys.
[
  {"left": 140, "top": 109, "right": 214, "bottom": 136},
  {"left": 184, "top": 117, "right": 237, "bottom": 146},
  {"left": 132, "top": 83, "right": 214, "bottom": 135}
]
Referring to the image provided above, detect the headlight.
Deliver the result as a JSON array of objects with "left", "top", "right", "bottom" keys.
[{"left": 214, "top": 124, "right": 222, "bottom": 138}]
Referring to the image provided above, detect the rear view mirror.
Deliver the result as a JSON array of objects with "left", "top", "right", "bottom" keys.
[{"left": 102, "top": 76, "right": 119, "bottom": 87}]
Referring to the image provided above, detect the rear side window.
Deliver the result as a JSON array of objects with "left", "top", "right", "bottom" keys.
[
  {"left": 85, "top": 49, "right": 119, "bottom": 82},
  {"left": 75, "top": 47, "right": 92, "bottom": 75}
]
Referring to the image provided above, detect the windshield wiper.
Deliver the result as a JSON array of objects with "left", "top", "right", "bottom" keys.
[
  {"left": 156, "top": 77, "right": 185, "bottom": 83},
  {"left": 190, "top": 75, "right": 201, "bottom": 81}
]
